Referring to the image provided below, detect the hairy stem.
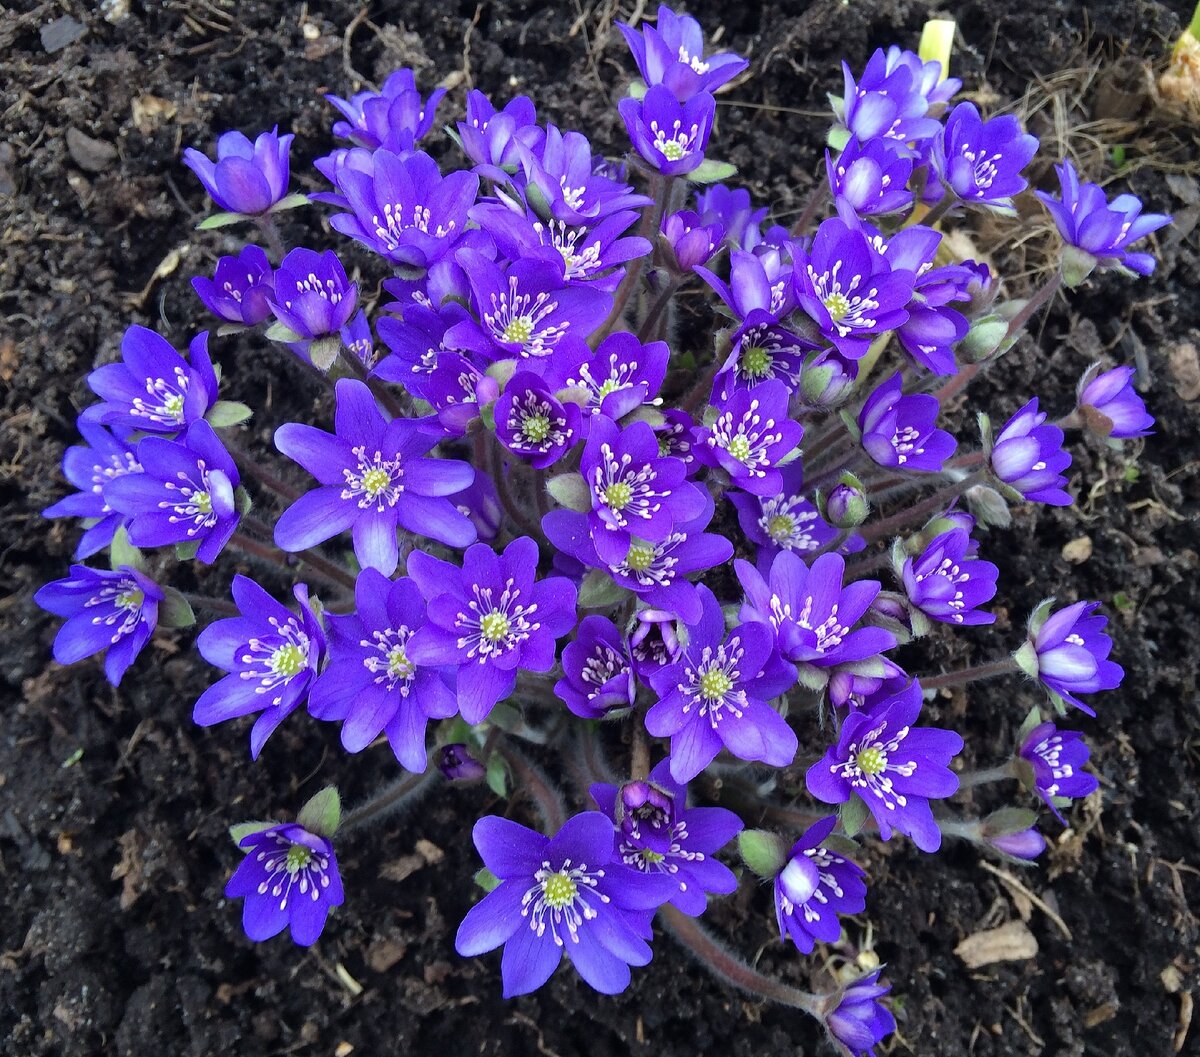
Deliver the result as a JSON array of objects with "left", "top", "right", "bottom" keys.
[
  {"left": 856, "top": 469, "right": 986, "bottom": 544},
  {"left": 342, "top": 769, "right": 439, "bottom": 832},
  {"left": 918, "top": 655, "right": 1020, "bottom": 690},
  {"left": 956, "top": 762, "right": 1017, "bottom": 789},
  {"left": 228, "top": 527, "right": 357, "bottom": 592},
  {"left": 496, "top": 742, "right": 567, "bottom": 832}
]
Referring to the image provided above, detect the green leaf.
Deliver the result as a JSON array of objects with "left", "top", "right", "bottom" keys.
[
  {"left": 197, "top": 211, "right": 248, "bottom": 230},
  {"left": 474, "top": 867, "right": 501, "bottom": 892},
  {"left": 157, "top": 586, "right": 196, "bottom": 629},
  {"left": 235, "top": 486, "right": 253, "bottom": 517},
  {"left": 688, "top": 159, "right": 738, "bottom": 184},
  {"left": 206, "top": 400, "right": 253, "bottom": 428},
  {"left": 546, "top": 472, "right": 591, "bottom": 512},
  {"left": 577, "top": 569, "right": 627, "bottom": 609},
  {"left": 981, "top": 807, "right": 1038, "bottom": 838},
  {"left": 309, "top": 336, "right": 342, "bottom": 372},
  {"left": 485, "top": 754, "right": 509, "bottom": 797},
  {"left": 264, "top": 321, "right": 304, "bottom": 344},
  {"left": 296, "top": 786, "right": 341, "bottom": 838},
  {"left": 268, "top": 191, "right": 311, "bottom": 213},
  {"left": 229, "top": 820, "right": 277, "bottom": 847},
  {"left": 109, "top": 525, "right": 147, "bottom": 573},
  {"left": 174, "top": 539, "right": 201, "bottom": 561},
  {"left": 737, "top": 829, "right": 787, "bottom": 878},
  {"left": 839, "top": 796, "right": 869, "bottom": 838}
]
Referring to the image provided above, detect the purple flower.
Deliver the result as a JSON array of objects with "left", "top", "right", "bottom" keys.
[
  {"left": 548, "top": 332, "right": 668, "bottom": 422},
  {"left": 455, "top": 812, "right": 669, "bottom": 996},
  {"left": 1019, "top": 721, "right": 1099, "bottom": 821},
  {"left": 616, "top": 5, "right": 748, "bottom": 100},
  {"left": 457, "top": 90, "right": 539, "bottom": 172},
  {"left": 86, "top": 326, "right": 218, "bottom": 435},
  {"left": 183, "top": 127, "right": 293, "bottom": 215},
  {"left": 1077, "top": 365, "right": 1154, "bottom": 438},
  {"left": 902, "top": 528, "right": 998, "bottom": 626},
  {"left": 989, "top": 827, "right": 1046, "bottom": 860},
  {"left": 837, "top": 49, "right": 944, "bottom": 145},
  {"left": 591, "top": 758, "right": 743, "bottom": 915},
  {"left": 934, "top": 103, "right": 1038, "bottom": 208},
  {"left": 619, "top": 86, "right": 715, "bottom": 176},
  {"left": 269, "top": 248, "right": 358, "bottom": 339},
  {"left": 630, "top": 608, "right": 683, "bottom": 676},
  {"left": 713, "top": 320, "right": 818, "bottom": 401},
  {"left": 406, "top": 536, "right": 579, "bottom": 722},
  {"left": 43, "top": 421, "right": 142, "bottom": 559},
  {"left": 990, "top": 398, "right": 1072, "bottom": 505},
  {"left": 694, "top": 184, "right": 767, "bottom": 251},
  {"left": 695, "top": 380, "right": 804, "bottom": 496},
  {"left": 660, "top": 209, "right": 722, "bottom": 271},
  {"left": 308, "top": 569, "right": 458, "bottom": 772},
  {"left": 556, "top": 615, "right": 637, "bottom": 719},
  {"left": 773, "top": 816, "right": 867, "bottom": 953},
  {"left": 646, "top": 585, "right": 798, "bottom": 782},
  {"left": 273, "top": 379, "right": 476, "bottom": 575},
  {"left": 1036, "top": 160, "right": 1170, "bottom": 276},
  {"left": 727, "top": 464, "right": 838, "bottom": 566},
  {"left": 438, "top": 743, "right": 486, "bottom": 782},
  {"left": 826, "top": 136, "right": 914, "bottom": 215},
  {"left": 806, "top": 680, "right": 962, "bottom": 851},
  {"left": 494, "top": 371, "right": 582, "bottom": 469},
  {"left": 105, "top": 420, "right": 240, "bottom": 564},
  {"left": 374, "top": 303, "right": 470, "bottom": 393},
  {"left": 193, "top": 576, "right": 327, "bottom": 757},
  {"left": 325, "top": 68, "right": 445, "bottom": 152},
  {"left": 858, "top": 372, "right": 955, "bottom": 472},
  {"left": 329, "top": 149, "right": 478, "bottom": 269},
  {"left": 698, "top": 247, "right": 793, "bottom": 322},
  {"left": 192, "top": 245, "right": 274, "bottom": 327},
  {"left": 35, "top": 564, "right": 163, "bottom": 686},
  {"left": 793, "top": 218, "right": 912, "bottom": 357},
  {"left": 225, "top": 823, "right": 343, "bottom": 945},
  {"left": 736, "top": 552, "right": 896, "bottom": 685},
  {"left": 449, "top": 473, "right": 503, "bottom": 543},
  {"left": 823, "top": 969, "right": 897, "bottom": 1057},
  {"left": 1021, "top": 600, "right": 1123, "bottom": 715}
]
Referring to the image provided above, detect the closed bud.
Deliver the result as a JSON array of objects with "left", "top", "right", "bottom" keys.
[
  {"left": 737, "top": 829, "right": 788, "bottom": 878},
  {"left": 958, "top": 313, "right": 1008, "bottom": 362},
  {"left": 965, "top": 483, "right": 1012, "bottom": 528},
  {"left": 824, "top": 476, "right": 869, "bottom": 528},
  {"left": 438, "top": 743, "right": 486, "bottom": 782}
]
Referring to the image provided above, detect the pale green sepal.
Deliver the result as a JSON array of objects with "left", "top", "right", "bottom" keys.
[{"left": 297, "top": 786, "right": 341, "bottom": 839}]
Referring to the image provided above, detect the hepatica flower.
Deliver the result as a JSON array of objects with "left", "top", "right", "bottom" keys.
[
  {"left": 183, "top": 127, "right": 293, "bottom": 216},
  {"left": 548, "top": 332, "right": 669, "bottom": 422},
  {"left": 858, "top": 372, "right": 955, "bottom": 472},
  {"left": 660, "top": 209, "right": 722, "bottom": 271},
  {"left": 457, "top": 89, "right": 539, "bottom": 172},
  {"left": 1018, "top": 599, "right": 1123, "bottom": 715},
  {"left": 86, "top": 326, "right": 218, "bottom": 435},
  {"left": 728, "top": 464, "right": 838, "bottom": 566},
  {"left": 837, "top": 48, "right": 944, "bottom": 144},
  {"left": 646, "top": 584, "right": 798, "bottom": 783},
  {"left": 1077, "top": 365, "right": 1154, "bottom": 438},
  {"left": 619, "top": 85, "right": 715, "bottom": 176},
  {"left": 35, "top": 564, "right": 163, "bottom": 686},
  {"left": 273, "top": 378, "right": 476, "bottom": 575},
  {"left": 1019, "top": 721, "right": 1099, "bottom": 821},
  {"left": 823, "top": 969, "right": 897, "bottom": 1057},
  {"left": 269, "top": 248, "right": 358, "bottom": 340},
  {"left": 934, "top": 103, "right": 1038, "bottom": 209},
  {"left": 695, "top": 380, "right": 803, "bottom": 496},
  {"left": 494, "top": 371, "right": 581, "bottom": 469},
  {"left": 826, "top": 135, "right": 914, "bottom": 215},
  {"left": 308, "top": 569, "right": 457, "bottom": 772},
  {"left": 990, "top": 398, "right": 1072, "bottom": 505},
  {"left": 192, "top": 245, "right": 275, "bottom": 327},
  {"left": 902, "top": 527, "right": 998, "bottom": 626},
  {"left": 617, "top": 4, "right": 748, "bottom": 100},
  {"left": 555, "top": 615, "right": 637, "bottom": 719},
  {"left": 773, "top": 816, "right": 867, "bottom": 953},
  {"left": 325, "top": 67, "right": 445, "bottom": 152},
  {"left": 193, "top": 575, "right": 326, "bottom": 758},
  {"left": 226, "top": 823, "right": 343, "bottom": 946},
  {"left": 105, "top": 420, "right": 240, "bottom": 564},
  {"left": 1036, "top": 160, "right": 1170, "bottom": 276},
  {"left": 455, "top": 813, "right": 669, "bottom": 996},
  {"left": 591, "top": 759, "right": 743, "bottom": 916},
  {"left": 406, "top": 536, "right": 578, "bottom": 722}
]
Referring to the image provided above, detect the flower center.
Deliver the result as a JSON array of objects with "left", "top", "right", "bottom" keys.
[
  {"left": 625, "top": 543, "right": 655, "bottom": 571},
  {"left": 856, "top": 746, "right": 886, "bottom": 775},
  {"left": 285, "top": 844, "right": 312, "bottom": 872},
  {"left": 271, "top": 643, "right": 307, "bottom": 678},
  {"left": 387, "top": 645, "right": 415, "bottom": 680},
  {"left": 360, "top": 467, "right": 392, "bottom": 497},
  {"left": 699, "top": 668, "right": 734, "bottom": 701},
  {"left": 522, "top": 413, "right": 551, "bottom": 443},
  {"left": 480, "top": 611, "right": 511, "bottom": 642},
  {"left": 541, "top": 870, "right": 578, "bottom": 909},
  {"left": 767, "top": 513, "right": 796, "bottom": 542},
  {"left": 660, "top": 139, "right": 686, "bottom": 161},
  {"left": 604, "top": 481, "right": 633, "bottom": 511},
  {"left": 163, "top": 393, "right": 185, "bottom": 418},
  {"left": 115, "top": 587, "right": 144, "bottom": 610},
  {"left": 502, "top": 317, "right": 534, "bottom": 345},
  {"left": 193, "top": 490, "right": 213, "bottom": 515},
  {"left": 727, "top": 435, "right": 753, "bottom": 464},
  {"left": 641, "top": 849, "right": 665, "bottom": 865},
  {"left": 824, "top": 292, "right": 852, "bottom": 321},
  {"left": 596, "top": 378, "right": 622, "bottom": 399},
  {"left": 741, "top": 346, "right": 771, "bottom": 379}
]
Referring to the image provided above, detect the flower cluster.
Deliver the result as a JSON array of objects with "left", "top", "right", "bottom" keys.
[{"left": 37, "top": 10, "right": 1165, "bottom": 1056}]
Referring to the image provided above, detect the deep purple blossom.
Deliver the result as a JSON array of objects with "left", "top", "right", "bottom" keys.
[
  {"left": 183, "top": 127, "right": 293, "bottom": 215},
  {"left": 1019, "top": 721, "right": 1099, "bottom": 821},
  {"left": 455, "top": 812, "right": 669, "bottom": 996},
  {"left": 616, "top": 5, "right": 749, "bottom": 100},
  {"left": 902, "top": 527, "right": 998, "bottom": 626},
  {"left": 105, "top": 420, "right": 240, "bottom": 564},
  {"left": 269, "top": 248, "right": 358, "bottom": 339},
  {"left": 824, "top": 969, "right": 897, "bottom": 1057},
  {"left": 192, "top": 245, "right": 275, "bottom": 327},
  {"left": 619, "top": 86, "right": 715, "bottom": 176},
  {"left": 1022, "top": 600, "right": 1123, "bottom": 715},
  {"left": 43, "top": 421, "right": 142, "bottom": 559},
  {"left": 308, "top": 569, "right": 458, "bottom": 772},
  {"left": 193, "top": 576, "right": 326, "bottom": 757},
  {"left": 727, "top": 464, "right": 838, "bottom": 566},
  {"left": 837, "top": 49, "right": 944, "bottom": 145},
  {"left": 438, "top": 743, "right": 487, "bottom": 782},
  {"left": 934, "top": 103, "right": 1038, "bottom": 208},
  {"left": 457, "top": 90, "right": 539, "bottom": 172},
  {"left": 548, "top": 332, "right": 669, "bottom": 422},
  {"left": 556, "top": 615, "right": 637, "bottom": 719},
  {"left": 1036, "top": 160, "right": 1170, "bottom": 276},
  {"left": 407, "top": 536, "right": 578, "bottom": 722},
  {"left": 806, "top": 680, "right": 962, "bottom": 851},
  {"left": 660, "top": 209, "right": 722, "bottom": 271},
  {"left": 374, "top": 303, "right": 470, "bottom": 394},
  {"left": 694, "top": 380, "right": 803, "bottom": 496},
  {"left": 329, "top": 149, "right": 478, "bottom": 269},
  {"left": 494, "top": 371, "right": 582, "bottom": 469},
  {"left": 773, "top": 816, "right": 867, "bottom": 953},
  {"left": 35, "top": 564, "right": 163, "bottom": 686},
  {"left": 858, "top": 372, "right": 956, "bottom": 472},
  {"left": 990, "top": 398, "right": 1072, "bottom": 505},
  {"left": 591, "top": 758, "right": 743, "bottom": 915},
  {"left": 646, "top": 585, "right": 798, "bottom": 782},
  {"left": 325, "top": 68, "right": 445, "bottom": 152},
  {"left": 226, "top": 823, "right": 343, "bottom": 945},
  {"left": 694, "top": 184, "right": 767, "bottom": 251},
  {"left": 697, "top": 247, "right": 793, "bottom": 322},
  {"left": 1077, "top": 365, "right": 1154, "bottom": 438},
  {"left": 273, "top": 378, "right": 476, "bottom": 574},
  {"left": 86, "top": 326, "right": 218, "bottom": 435},
  {"left": 826, "top": 136, "right": 914, "bottom": 215},
  {"left": 713, "top": 320, "right": 818, "bottom": 401},
  {"left": 793, "top": 218, "right": 912, "bottom": 357}
]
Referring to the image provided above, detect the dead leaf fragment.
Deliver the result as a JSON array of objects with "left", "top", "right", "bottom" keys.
[
  {"left": 132, "top": 95, "right": 177, "bottom": 135},
  {"left": 1061, "top": 536, "right": 1093, "bottom": 564},
  {"left": 955, "top": 920, "right": 1039, "bottom": 969},
  {"left": 366, "top": 937, "right": 407, "bottom": 973},
  {"left": 1169, "top": 342, "right": 1200, "bottom": 401}
]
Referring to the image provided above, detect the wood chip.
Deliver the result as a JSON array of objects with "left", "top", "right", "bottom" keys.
[
  {"left": 955, "top": 920, "right": 1038, "bottom": 969},
  {"left": 131, "top": 95, "right": 177, "bottom": 135},
  {"left": 1169, "top": 342, "right": 1200, "bottom": 401},
  {"left": 1061, "top": 536, "right": 1093, "bottom": 564},
  {"left": 1084, "top": 1002, "right": 1119, "bottom": 1028}
]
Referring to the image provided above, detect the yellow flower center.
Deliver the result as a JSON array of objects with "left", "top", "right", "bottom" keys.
[
  {"left": 856, "top": 747, "right": 886, "bottom": 775},
  {"left": 163, "top": 393, "right": 185, "bottom": 419},
  {"left": 271, "top": 644, "right": 306, "bottom": 678},
  {"left": 480, "top": 611, "right": 510, "bottom": 642},
  {"left": 661, "top": 140, "right": 686, "bottom": 161},
  {"left": 727, "top": 435, "right": 752, "bottom": 464},
  {"left": 542, "top": 870, "right": 578, "bottom": 908},
  {"left": 741, "top": 346, "right": 771, "bottom": 379},
  {"left": 285, "top": 844, "right": 312, "bottom": 872},
  {"left": 502, "top": 317, "right": 534, "bottom": 345},
  {"left": 387, "top": 645, "right": 415, "bottom": 680},
  {"left": 625, "top": 544, "right": 654, "bottom": 571},
  {"left": 361, "top": 467, "right": 391, "bottom": 497},
  {"left": 823, "top": 292, "right": 851, "bottom": 321},
  {"left": 116, "top": 587, "right": 144, "bottom": 610},
  {"left": 193, "top": 491, "right": 213, "bottom": 515},
  {"left": 699, "top": 668, "right": 733, "bottom": 701},
  {"left": 596, "top": 378, "right": 621, "bottom": 399},
  {"left": 767, "top": 514, "right": 795, "bottom": 541},
  {"left": 523, "top": 414, "right": 551, "bottom": 443},
  {"left": 641, "top": 849, "right": 665, "bottom": 865},
  {"left": 604, "top": 481, "right": 633, "bottom": 511}
]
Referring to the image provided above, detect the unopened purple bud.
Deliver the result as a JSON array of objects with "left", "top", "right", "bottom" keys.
[
  {"left": 1076, "top": 365, "right": 1153, "bottom": 439},
  {"left": 988, "top": 827, "right": 1046, "bottom": 860},
  {"left": 825, "top": 479, "right": 869, "bottom": 528},
  {"left": 438, "top": 744, "right": 487, "bottom": 782},
  {"left": 660, "top": 209, "right": 722, "bottom": 271}
]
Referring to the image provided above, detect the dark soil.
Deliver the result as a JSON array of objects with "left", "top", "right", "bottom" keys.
[{"left": 2, "top": 1, "right": 1198, "bottom": 1055}]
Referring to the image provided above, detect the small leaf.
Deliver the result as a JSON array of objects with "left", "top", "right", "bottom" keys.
[
  {"left": 485, "top": 754, "right": 508, "bottom": 797},
  {"left": 197, "top": 211, "right": 248, "bottom": 230},
  {"left": 474, "top": 867, "right": 501, "bottom": 892},
  {"left": 981, "top": 807, "right": 1039, "bottom": 837},
  {"left": 309, "top": 336, "right": 342, "bottom": 372},
  {"left": 546, "top": 472, "right": 591, "bottom": 512},
  {"left": 229, "top": 820, "right": 277, "bottom": 847},
  {"left": 577, "top": 569, "right": 627, "bottom": 608},
  {"left": 206, "top": 400, "right": 253, "bottom": 428},
  {"left": 840, "top": 796, "right": 869, "bottom": 838},
  {"left": 235, "top": 486, "right": 253, "bottom": 517},
  {"left": 174, "top": 538, "right": 201, "bottom": 561},
  {"left": 109, "top": 525, "right": 147, "bottom": 573},
  {"left": 297, "top": 786, "right": 341, "bottom": 838},
  {"left": 157, "top": 586, "right": 196, "bottom": 628},
  {"left": 268, "top": 191, "right": 311, "bottom": 213},
  {"left": 264, "top": 321, "right": 304, "bottom": 344},
  {"left": 688, "top": 159, "right": 738, "bottom": 184}
]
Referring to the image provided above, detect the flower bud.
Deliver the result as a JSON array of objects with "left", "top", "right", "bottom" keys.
[
  {"left": 964, "top": 483, "right": 1012, "bottom": 528},
  {"left": 438, "top": 744, "right": 486, "bottom": 782},
  {"left": 958, "top": 312, "right": 1008, "bottom": 362},
  {"left": 798, "top": 349, "right": 857, "bottom": 409},
  {"left": 824, "top": 475, "right": 869, "bottom": 528},
  {"left": 987, "top": 827, "right": 1046, "bottom": 860},
  {"left": 737, "top": 828, "right": 788, "bottom": 878},
  {"left": 617, "top": 780, "right": 675, "bottom": 851}
]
